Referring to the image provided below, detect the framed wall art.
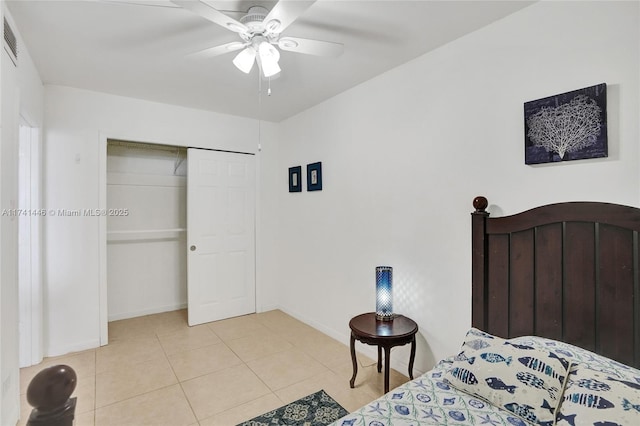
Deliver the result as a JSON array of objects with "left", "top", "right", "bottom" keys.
[
  {"left": 307, "top": 162, "right": 322, "bottom": 191},
  {"left": 289, "top": 166, "right": 302, "bottom": 192},
  {"left": 524, "top": 83, "right": 607, "bottom": 165}
]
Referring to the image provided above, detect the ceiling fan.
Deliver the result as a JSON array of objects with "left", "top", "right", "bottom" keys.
[{"left": 171, "top": 0, "right": 344, "bottom": 78}]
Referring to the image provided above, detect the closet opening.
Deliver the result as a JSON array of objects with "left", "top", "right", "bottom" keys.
[{"left": 106, "top": 140, "right": 188, "bottom": 324}]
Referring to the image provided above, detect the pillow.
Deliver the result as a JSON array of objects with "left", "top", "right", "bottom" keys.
[
  {"left": 555, "top": 363, "right": 640, "bottom": 426},
  {"left": 446, "top": 328, "right": 570, "bottom": 426},
  {"left": 508, "top": 335, "right": 636, "bottom": 380},
  {"left": 460, "top": 327, "right": 506, "bottom": 351}
]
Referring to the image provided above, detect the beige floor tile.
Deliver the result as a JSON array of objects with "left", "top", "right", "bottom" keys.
[
  {"left": 76, "top": 411, "right": 96, "bottom": 426},
  {"left": 329, "top": 352, "right": 377, "bottom": 378},
  {"left": 147, "top": 309, "right": 189, "bottom": 336},
  {"left": 335, "top": 359, "right": 409, "bottom": 398},
  {"left": 75, "top": 374, "right": 96, "bottom": 414},
  {"left": 20, "top": 309, "right": 383, "bottom": 425},
  {"left": 198, "top": 393, "right": 284, "bottom": 426},
  {"left": 225, "top": 331, "right": 293, "bottom": 362},
  {"left": 181, "top": 364, "right": 272, "bottom": 420},
  {"left": 95, "top": 384, "right": 196, "bottom": 426},
  {"left": 168, "top": 342, "right": 243, "bottom": 382},
  {"left": 158, "top": 324, "right": 221, "bottom": 356},
  {"left": 95, "top": 355, "right": 177, "bottom": 408},
  {"left": 247, "top": 349, "right": 330, "bottom": 391},
  {"left": 274, "top": 370, "right": 336, "bottom": 405},
  {"left": 296, "top": 333, "right": 353, "bottom": 369},
  {"left": 108, "top": 315, "right": 156, "bottom": 341},
  {"left": 20, "top": 349, "right": 96, "bottom": 392},
  {"left": 96, "top": 337, "right": 163, "bottom": 373},
  {"left": 277, "top": 368, "right": 380, "bottom": 413},
  {"left": 256, "top": 310, "right": 317, "bottom": 336},
  {"left": 206, "top": 314, "right": 271, "bottom": 342}
]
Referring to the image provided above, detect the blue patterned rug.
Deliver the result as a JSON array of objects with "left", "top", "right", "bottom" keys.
[{"left": 237, "top": 390, "right": 348, "bottom": 426}]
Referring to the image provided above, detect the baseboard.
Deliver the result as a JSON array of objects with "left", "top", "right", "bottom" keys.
[
  {"left": 256, "top": 303, "right": 279, "bottom": 313},
  {"left": 45, "top": 338, "right": 101, "bottom": 358},
  {"left": 108, "top": 303, "right": 187, "bottom": 321}
]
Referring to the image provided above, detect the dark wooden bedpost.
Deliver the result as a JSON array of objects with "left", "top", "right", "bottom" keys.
[
  {"left": 471, "top": 196, "right": 489, "bottom": 331},
  {"left": 26, "top": 365, "right": 77, "bottom": 426}
]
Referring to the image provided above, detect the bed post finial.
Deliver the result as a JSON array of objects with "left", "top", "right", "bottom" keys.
[
  {"left": 471, "top": 196, "right": 489, "bottom": 332},
  {"left": 473, "top": 196, "right": 488, "bottom": 213}
]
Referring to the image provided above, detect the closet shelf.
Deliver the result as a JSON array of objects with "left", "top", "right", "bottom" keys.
[{"left": 107, "top": 228, "right": 186, "bottom": 242}]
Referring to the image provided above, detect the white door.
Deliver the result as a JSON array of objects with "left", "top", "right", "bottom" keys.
[{"left": 187, "top": 148, "right": 256, "bottom": 326}]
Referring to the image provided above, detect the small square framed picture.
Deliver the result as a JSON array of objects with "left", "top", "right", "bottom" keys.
[
  {"left": 307, "top": 162, "right": 322, "bottom": 191},
  {"left": 289, "top": 166, "right": 302, "bottom": 192}
]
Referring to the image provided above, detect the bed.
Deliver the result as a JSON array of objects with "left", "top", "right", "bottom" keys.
[{"left": 332, "top": 197, "right": 640, "bottom": 426}]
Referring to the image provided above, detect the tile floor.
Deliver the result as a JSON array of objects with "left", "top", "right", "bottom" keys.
[{"left": 19, "top": 309, "right": 410, "bottom": 425}]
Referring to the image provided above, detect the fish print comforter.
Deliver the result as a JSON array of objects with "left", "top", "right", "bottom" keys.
[
  {"left": 331, "top": 357, "right": 527, "bottom": 425},
  {"left": 331, "top": 334, "right": 640, "bottom": 426}
]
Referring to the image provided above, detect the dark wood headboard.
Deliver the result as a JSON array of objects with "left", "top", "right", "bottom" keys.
[{"left": 471, "top": 196, "right": 640, "bottom": 368}]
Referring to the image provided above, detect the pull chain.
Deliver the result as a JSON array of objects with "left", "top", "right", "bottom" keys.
[{"left": 258, "top": 69, "right": 262, "bottom": 152}]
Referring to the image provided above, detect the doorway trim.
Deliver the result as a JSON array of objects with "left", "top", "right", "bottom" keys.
[
  {"left": 98, "top": 133, "right": 107, "bottom": 345},
  {"left": 18, "top": 121, "right": 43, "bottom": 366}
]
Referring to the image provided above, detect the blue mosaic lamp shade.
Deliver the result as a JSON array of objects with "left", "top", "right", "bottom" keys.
[{"left": 375, "top": 266, "right": 393, "bottom": 321}]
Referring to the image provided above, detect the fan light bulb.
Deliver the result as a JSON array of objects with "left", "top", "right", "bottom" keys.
[
  {"left": 258, "top": 42, "right": 280, "bottom": 78},
  {"left": 233, "top": 47, "right": 256, "bottom": 74}
]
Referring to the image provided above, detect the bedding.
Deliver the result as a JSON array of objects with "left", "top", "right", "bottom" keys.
[{"left": 331, "top": 329, "right": 640, "bottom": 426}]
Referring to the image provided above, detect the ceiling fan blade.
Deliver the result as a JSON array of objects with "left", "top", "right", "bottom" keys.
[
  {"left": 263, "top": 0, "right": 316, "bottom": 35},
  {"left": 278, "top": 37, "right": 343, "bottom": 57},
  {"left": 171, "top": 0, "right": 248, "bottom": 34},
  {"left": 95, "top": 0, "right": 179, "bottom": 8},
  {"left": 189, "top": 41, "right": 247, "bottom": 58}
]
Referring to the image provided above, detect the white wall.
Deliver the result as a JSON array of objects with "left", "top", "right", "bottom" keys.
[
  {"left": 0, "top": 33, "right": 19, "bottom": 426},
  {"left": 0, "top": 4, "right": 44, "bottom": 424},
  {"left": 43, "top": 85, "right": 280, "bottom": 356},
  {"left": 275, "top": 1, "right": 640, "bottom": 375}
]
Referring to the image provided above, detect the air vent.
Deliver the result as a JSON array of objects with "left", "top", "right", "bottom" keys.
[{"left": 4, "top": 18, "right": 17, "bottom": 66}]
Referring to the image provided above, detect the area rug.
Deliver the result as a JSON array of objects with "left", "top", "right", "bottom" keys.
[{"left": 237, "top": 389, "right": 348, "bottom": 426}]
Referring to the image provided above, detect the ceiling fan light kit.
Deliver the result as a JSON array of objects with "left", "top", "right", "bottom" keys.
[
  {"left": 172, "top": 0, "right": 344, "bottom": 79},
  {"left": 257, "top": 41, "right": 281, "bottom": 77},
  {"left": 232, "top": 46, "right": 256, "bottom": 74}
]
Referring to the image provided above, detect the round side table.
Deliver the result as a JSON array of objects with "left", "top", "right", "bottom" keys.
[{"left": 349, "top": 312, "right": 418, "bottom": 393}]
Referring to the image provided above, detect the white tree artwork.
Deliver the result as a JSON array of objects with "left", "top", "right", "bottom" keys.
[
  {"left": 524, "top": 83, "right": 607, "bottom": 165},
  {"left": 527, "top": 95, "right": 602, "bottom": 159}
]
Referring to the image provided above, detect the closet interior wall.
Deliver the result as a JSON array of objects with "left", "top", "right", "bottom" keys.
[{"left": 106, "top": 140, "right": 187, "bottom": 321}]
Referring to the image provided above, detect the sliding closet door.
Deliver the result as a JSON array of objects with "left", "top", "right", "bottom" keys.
[{"left": 187, "top": 148, "right": 255, "bottom": 326}]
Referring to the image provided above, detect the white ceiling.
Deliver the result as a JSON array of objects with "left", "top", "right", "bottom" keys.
[{"left": 7, "top": 0, "right": 534, "bottom": 122}]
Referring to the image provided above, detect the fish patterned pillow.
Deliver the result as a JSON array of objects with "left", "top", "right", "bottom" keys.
[
  {"left": 555, "top": 364, "right": 640, "bottom": 426},
  {"left": 445, "top": 331, "right": 570, "bottom": 426},
  {"left": 461, "top": 328, "right": 506, "bottom": 352},
  {"left": 508, "top": 335, "right": 637, "bottom": 380}
]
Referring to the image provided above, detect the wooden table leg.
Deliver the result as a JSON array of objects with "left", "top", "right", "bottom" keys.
[
  {"left": 377, "top": 346, "right": 382, "bottom": 373},
  {"left": 384, "top": 346, "right": 391, "bottom": 393},
  {"left": 408, "top": 337, "right": 416, "bottom": 380},
  {"left": 349, "top": 333, "right": 357, "bottom": 388}
]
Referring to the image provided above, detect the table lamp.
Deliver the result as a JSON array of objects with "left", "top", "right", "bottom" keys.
[{"left": 375, "top": 266, "right": 394, "bottom": 321}]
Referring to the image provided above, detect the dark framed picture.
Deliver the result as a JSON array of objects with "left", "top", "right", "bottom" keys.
[
  {"left": 288, "top": 166, "right": 302, "bottom": 192},
  {"left": 524, "top": 83, "right": 607, "bottom": 165},
  {"left": 307, "top": 162, "right": 322, "bottom": 191}
]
